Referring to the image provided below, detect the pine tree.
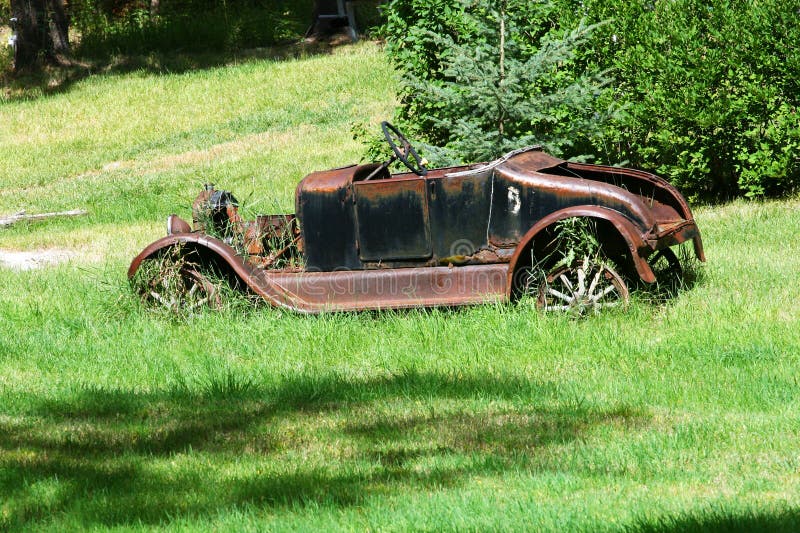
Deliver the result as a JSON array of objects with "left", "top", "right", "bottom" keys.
[{"left": 396, "top": 0, "right": 617, "bottom": 165}]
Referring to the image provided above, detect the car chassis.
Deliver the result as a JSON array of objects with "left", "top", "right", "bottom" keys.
[{"left": 129, "top": 122, "right": 705, "bottom": 314}]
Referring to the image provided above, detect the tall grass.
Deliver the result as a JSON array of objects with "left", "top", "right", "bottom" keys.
[{"left": 1, "top": 42, "right": 800, "bottom": 531}]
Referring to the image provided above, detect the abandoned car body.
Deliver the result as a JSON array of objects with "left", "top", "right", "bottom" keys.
[{"left": 129, "top": 122, "right": 705, "bottom": 313}]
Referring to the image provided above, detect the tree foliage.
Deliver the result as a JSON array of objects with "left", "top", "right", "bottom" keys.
[
  {"left": 600, "top": 0, "right": 800, "bottom": 199},
  {"left": 69, "top": 0, "right": 315, "bottom": 56},
  {"left": 383, "top": 0, "right": 800, "bottom": 200},
  {"left": 383, "top": 0, "right": 617, "bottom": 166}
]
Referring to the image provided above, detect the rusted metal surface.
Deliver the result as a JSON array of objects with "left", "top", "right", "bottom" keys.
[
  {"left": 505, "top": 205, "right": 655, "bottom": 290},
  {"left": 354, "top": 177, "right": 431, "bottom": 261},
  {"left": 295, "top": 166, "right": 360, "bottom": 270},
  {"left": 128, "top": 233, "right": 506, "bottom": 313},
  {"left": 130, "top": 125, "right": 705, "bottom": 313},
  {"left": 259, "top": 264, "right": 508, "bottom": 313}
]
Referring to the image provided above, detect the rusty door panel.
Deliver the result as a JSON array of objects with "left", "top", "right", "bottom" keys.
[
  {"left": 354, "top": 178, "right": 432, "bottom": 261},
  {"left": 427, "top": 170, "right": 492, "bottom": 261},
  {"left": 296, "top": 168, "right": 361, "bottom": 271}
]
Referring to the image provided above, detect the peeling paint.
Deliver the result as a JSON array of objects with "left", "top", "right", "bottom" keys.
[{"left": 508, "top": 186, "right": 521, "bottom": 215}]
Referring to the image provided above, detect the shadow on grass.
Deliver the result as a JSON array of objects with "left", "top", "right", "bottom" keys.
[
  {"left": 1, "top": 370, "right": 642, "bottom": 529},
  {"left": 1, "top": 37, "right": 347, "bottom": 102},
  {"left": 633, "top": 245, "right": 706, "bottom": 306},
  {"left": 624, "top": 506, "right": 800, "bottom": 533}
]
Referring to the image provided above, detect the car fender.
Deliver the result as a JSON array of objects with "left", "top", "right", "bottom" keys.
[
  {"left": 128, "top": 233, "right": 247, "bottom": 277},
  {"left": 127, "top": 233, "right": 297, "bottom": 310},
  {"left": 506, "top": 206, "right": 656, "bottom": 297}
]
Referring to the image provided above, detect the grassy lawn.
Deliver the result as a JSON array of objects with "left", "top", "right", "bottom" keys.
[{"left": 2, "top": 42, "right": 800, "bottom": 532}]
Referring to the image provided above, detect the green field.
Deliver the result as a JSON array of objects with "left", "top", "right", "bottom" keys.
[{"left": 2, "top": 42, "right": 800, "bottom": 532}]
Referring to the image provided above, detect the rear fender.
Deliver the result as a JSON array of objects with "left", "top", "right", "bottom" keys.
[{"left": 506, "top": 206, "right": 656, "bottom": 297}]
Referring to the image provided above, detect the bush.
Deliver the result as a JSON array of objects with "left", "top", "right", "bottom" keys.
[
  {"left": 382, "top": 0, "right": 800, "bottom": 200},
  {"left": 381, "top": 0, "right": 618, "bottom": 165},
  {"left": 602, "top": 0, "right": 800, "bottom": 200}
]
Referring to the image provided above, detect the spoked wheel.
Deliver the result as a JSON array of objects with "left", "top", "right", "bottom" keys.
[
  {"left": 147, "top": 266, "right": 221, "bottom": 313},
  {"left": 134, "top": 249, "right": 223, "bottom": 314},
  {"left": 536, "top": 256, "right": 629, "bottom": 315}
]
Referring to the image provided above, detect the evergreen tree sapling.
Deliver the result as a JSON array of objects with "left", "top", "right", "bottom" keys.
[{"left": 394, "top": 0, "right": 617, "bottom": 166}]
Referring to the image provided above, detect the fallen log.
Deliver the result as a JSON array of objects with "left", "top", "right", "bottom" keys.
[{"left": 0, "top": 209, "right": 88, "bottom": 227}]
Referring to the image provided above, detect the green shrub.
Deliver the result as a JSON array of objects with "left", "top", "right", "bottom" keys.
[
  {"left": 601, "top": 0, "right": 800, "bottom": 200},
  {"left": 380, "top": 0, "right": 618, "bottom": 165},
  {"left": 383, "top": 0, "right": 800, "bottom": 200}
]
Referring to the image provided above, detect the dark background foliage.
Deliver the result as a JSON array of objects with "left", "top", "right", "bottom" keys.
[{"left": 69, "top": 0, "right": 315, "bottom": 56}]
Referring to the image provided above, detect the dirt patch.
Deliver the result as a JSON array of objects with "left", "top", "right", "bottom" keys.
[{"left": 0, "top": 249, "right": 78, "bottom": 270}]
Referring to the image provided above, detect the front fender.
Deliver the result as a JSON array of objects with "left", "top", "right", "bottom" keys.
[
  {"left": 127, "top": 233, "right": 250, "bottom": 279},
  {"left": 506, "top": 206, "right": 657, "bottom": 297},
  {"left": 128, "top": 233, "right": 304, "bottom": 310}
]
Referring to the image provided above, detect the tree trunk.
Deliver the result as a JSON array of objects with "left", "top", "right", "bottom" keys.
[
  {"left": 46, "top": 0, "right": 70, "bottom": 58},
  {"left": 498, "top": 0, "right": 506, "bottom": 140},
  {"left": 10, "top": 0, "right": 48, "bottom": 72},
  {"left": 9, "top": 0, "right": 70, "bottom": 71}
]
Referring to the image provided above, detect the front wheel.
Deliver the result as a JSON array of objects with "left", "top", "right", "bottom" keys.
[
  {"left": 536, "top": 256, "right": 629, "bottom": 315},
  {"left": 132, "top": 247, "right": 223, "bottom": 314}
]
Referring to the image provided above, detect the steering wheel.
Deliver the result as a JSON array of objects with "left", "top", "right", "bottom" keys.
[{"left": 381, "top": 121, "right": 428, "bottom": 176}]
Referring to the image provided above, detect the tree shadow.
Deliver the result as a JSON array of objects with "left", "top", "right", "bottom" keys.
[
  {"left": 624, "top": 506, "right": 800, "bottom": 533},
  {"left": 1, "top": 36, "right": 350, "bottom": 102},
  {"left": 1, "top": 370, "right": 645, "bottom": 529}
]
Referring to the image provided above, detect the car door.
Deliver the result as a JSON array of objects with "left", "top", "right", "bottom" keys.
[
  {"left": 426, "top": 168, "right": 493, "bottom": 260},
  {"left": 353, "top": 176, "right": 432, "bottom": 262}
]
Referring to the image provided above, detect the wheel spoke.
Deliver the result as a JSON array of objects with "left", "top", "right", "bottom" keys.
[
  {"left": 186, "top": 296, "right": 210, "bottom": 312},
  {"left": 577, "top": 262, "right": 586, "bottom": 296},
  {"left": 150, "top": 291, "right": 169, "bottom": 307},
  {"left": 547, "top": 287, "right": 573, "bottom": 303},
  {"left": 591, "top": 283, "right": 618, "bottom": 302},
  {"left": 558, "top": 274, "right": 574, "bottom": 292},
  {"left": 587, "top": 270, "right": 601, "bottom": 297},
  {"left": 187, "top": 282, "right": 199, "bottom": 297}
]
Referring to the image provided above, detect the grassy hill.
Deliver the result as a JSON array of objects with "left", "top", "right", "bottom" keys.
[{"left": 1, "top": 42, "right": 799, "bottom": 531}]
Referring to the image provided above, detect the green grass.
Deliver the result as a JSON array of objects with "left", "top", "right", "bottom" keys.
[{"left": 2, "top": 42, "right": 800, "bottom": 532}]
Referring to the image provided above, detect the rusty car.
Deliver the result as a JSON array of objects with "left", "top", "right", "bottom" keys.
[{"left": 129, "top": 122, "right": 705, "bottom": 314}]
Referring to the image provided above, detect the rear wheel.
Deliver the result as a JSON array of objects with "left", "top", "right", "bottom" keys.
[
  {"left": 536, "top": 256, "right": 629, "bottom": 315},
  {"left": 640, "top": 246, "right": 687, "bottom": 299}
]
